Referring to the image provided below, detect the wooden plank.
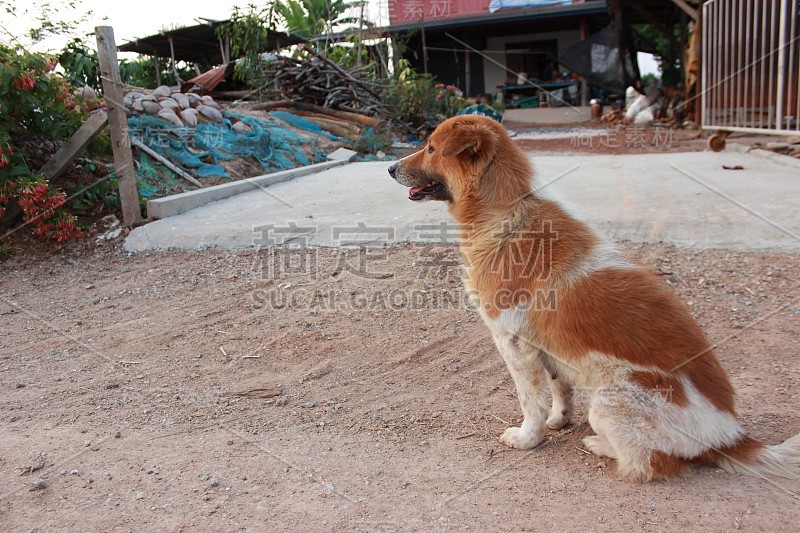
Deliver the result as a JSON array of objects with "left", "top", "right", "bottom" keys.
[
  {"left": 40, "top": 109, "right": 108, "bottom": 180},
  {"left": 96, "top": 26, "right": 143, "bottom": 225},
  {"left": 251, "top": 100, "right": 381, "bottom": 127},
  {"left": 130, "top": 137, "right": 202, "bottom": 188}
]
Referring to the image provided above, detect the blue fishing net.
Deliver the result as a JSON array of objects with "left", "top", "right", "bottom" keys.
[
  {"left": 127, "top": 111, "right": 319, "bottom": 180},
  {"left": 268, "top": 110, "right": 347, "bottom": 142},
  {"left": 456, "top": 104, "right": 504, "bottom": 123}
]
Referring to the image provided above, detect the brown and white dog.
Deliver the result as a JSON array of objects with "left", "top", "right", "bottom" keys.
[{"left": 389, "top": 114, "right": 800, "bottom": 481}]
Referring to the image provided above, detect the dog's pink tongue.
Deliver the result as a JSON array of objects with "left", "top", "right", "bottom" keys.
[{"left": 409, "top": 185, "right": 427, "bottom": 196}]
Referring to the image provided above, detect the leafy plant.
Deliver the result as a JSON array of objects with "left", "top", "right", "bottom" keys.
[
  {"left": 275, "top": 0, "right": 360, "bottom": 41},
  {"left": 217, "top": 4, "right": 279, "bottom": 85},
  {"left": 58, "top": 38, "right": 100, "bottom": 91},
  {"left": 0, "top": 44, "right": 87, "bottom": 241},
  {"left": 432, "top": 83, "right": 469, "bottom": 117},
  {"left": 59, "top": 38, "right": 195, "bottom": 91},
  {"left": 119, "top": 56, "right": 195, "bottom": 89},
  {"left": 325, "top": 34, "right": 374, "bottom": 69},
  {"left": 633, "top": 23, "right": 689, "bottom": 86},
  {"left": 218, "top": 0, "right": 365, "bottom": 86},
  {"left": 383, "top": 59, "right": 467, "bottom": 129}
]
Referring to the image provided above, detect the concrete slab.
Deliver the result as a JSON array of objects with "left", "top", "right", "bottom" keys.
[
  {"left": 146, "top": 156, "right": 356, "bottom": 220},
  {"left": 125, "top": 150, "right": 800, "bottom": 252},
  {"left": 504, "top": 106, "right": 591, "bottom": 124}
]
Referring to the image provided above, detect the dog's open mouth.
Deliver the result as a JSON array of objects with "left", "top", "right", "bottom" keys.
[{"left": 408, "top": 182, "right": 444, "bottom": 201}]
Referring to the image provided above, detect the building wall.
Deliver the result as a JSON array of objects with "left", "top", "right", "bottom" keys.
[
  {"left": 389, "top": 0, "right": 490, "bottom": 25},
  {"left": 482, "top": 29, "right": 581, "bottom": 95},
  {"left": 401, "top": 32, "right": 487, "bottom": 96}
]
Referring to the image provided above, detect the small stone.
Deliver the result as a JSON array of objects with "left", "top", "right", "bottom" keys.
[
  {"left": 14, "top": 383, "right": 25, "bottom": 389},
  {"left": 152, "top": 85, "right": 171, "bottom": 98},
  {"left": 85, "top": 283, "right": 94, "bottom": 289},
  {"left": 135, "top": 491, "right": 145, "bottom": 500},
  {"left": 231, "top": 121, "right": 251, "bottom": 133},
  {"left": 210, "top": 477, "right": 220, "bottom": 487},
  {"left": 30, "top": 460, "right": 45, "bottom": 472},
  {"left": 30, "top": 479, "right": 47, "bottom": 491},
  {"left": 324, "top": 483, "right": 335, "bottom": 495},
  {"left": 105, "top": 383, "right": 120, "bottom": 390},
  {"left": 301, "top": 401, "right": 316, "bottom": 408}
]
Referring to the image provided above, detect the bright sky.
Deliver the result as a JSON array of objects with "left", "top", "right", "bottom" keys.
[{"left": 0, "top": 0, "right": 390, "bottom": 52}]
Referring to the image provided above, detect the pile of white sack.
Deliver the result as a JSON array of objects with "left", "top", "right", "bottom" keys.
[
  {"left": 624, "top": 86, "right": 661, "bottom": 125},
  {"left": 123, "top": 86, "right": 251, "bottom": 132}
]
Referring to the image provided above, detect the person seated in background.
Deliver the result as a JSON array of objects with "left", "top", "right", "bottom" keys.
[{"left": 540, "top": 59, "right": 559, "bottom": 82}]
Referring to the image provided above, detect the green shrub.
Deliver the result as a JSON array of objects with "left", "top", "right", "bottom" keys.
[
  {"left": 383, "top": 59, "right": 469, "bottom": 130},
  {"left": 0, "top": 44, "right": 86, "bottom": 241}
]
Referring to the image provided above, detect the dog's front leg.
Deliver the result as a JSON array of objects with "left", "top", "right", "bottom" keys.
[{"left": 497, "top": 341, "right": 550, "bottom": 450}]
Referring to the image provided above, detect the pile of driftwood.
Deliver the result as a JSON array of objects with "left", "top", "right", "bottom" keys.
[
  {"left": 257, "top": 45, "right": 405, "bottom": 131},
  {"left": 251, "top": 100, "right": 381, "bottom": 142},
  {"left": 599, "top": 108, "right": 626, "bottom": 125}
]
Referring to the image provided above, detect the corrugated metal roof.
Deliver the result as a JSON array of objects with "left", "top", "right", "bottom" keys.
[{"left": 118, "top": 19, "right": 303, "bottom": 66}]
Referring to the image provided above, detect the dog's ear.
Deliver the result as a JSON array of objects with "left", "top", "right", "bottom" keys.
[{"left": 440, "top": 123, "right": 499, "bottom": 158}]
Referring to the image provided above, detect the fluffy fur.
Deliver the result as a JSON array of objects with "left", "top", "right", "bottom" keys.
[{"left": 388, "top": 115, "right": 800, "bottom": 481}]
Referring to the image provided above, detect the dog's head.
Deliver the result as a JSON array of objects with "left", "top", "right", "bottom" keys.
[{"left": 388, "top": 115, "right": 530, "bottom": 209}]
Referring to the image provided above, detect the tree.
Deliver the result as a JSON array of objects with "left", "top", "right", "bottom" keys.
[
  {"left": 0, "top": 0, "right": 97, "bottom": 52},
  {"left": 274, "top": 0, "right": 360, "bottom": 41}
]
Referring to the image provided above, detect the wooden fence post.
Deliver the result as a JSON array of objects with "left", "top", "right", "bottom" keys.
[{"left": 95, "top": 26, "right": 143, "bottom": 225}]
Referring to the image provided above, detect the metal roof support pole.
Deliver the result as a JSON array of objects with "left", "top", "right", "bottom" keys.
[
  {"left": 358, "top": 1, "right": 365, "bottom": 67},
  {"left": 168, "top": 34, "right": 184, "bottom": 84},
  {"left": 219, "top": 34, "right": 230, "bottom": 65},
  {"left": 421, "top": 16, "right": 428, "bottom": 75},
  {"left": 694, "top": 6, "right": 702, "bottom": 126},
  {"left": 153, "top": 53, "right": 161, "bottom": 86},
  {"left": 464, "top": 31, "right": 471, "bottom": 97},
  {"left": 775, "top": 0, "right": 788, "bottom": 130},
  {"left": 579, "top": 17, "right": 589, "bottom": 106}
]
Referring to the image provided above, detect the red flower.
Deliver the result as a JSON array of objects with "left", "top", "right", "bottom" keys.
[{"left": 13, "top": 71, "right": 37, "bottom": 91}]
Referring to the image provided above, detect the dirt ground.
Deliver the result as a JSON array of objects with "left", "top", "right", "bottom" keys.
[{"left": 1, "top": 239, "right": 799, "bottom": 531}]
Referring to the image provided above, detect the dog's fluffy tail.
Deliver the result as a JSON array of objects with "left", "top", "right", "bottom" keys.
[{"left": 713, "top": 433, "right": 800, "bottom": 479}]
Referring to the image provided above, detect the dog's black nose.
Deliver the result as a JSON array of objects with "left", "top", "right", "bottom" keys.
[{"left": 388, "top": 162, "right": 398, "bottom": 177}]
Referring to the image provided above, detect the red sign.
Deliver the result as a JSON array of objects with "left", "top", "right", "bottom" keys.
[{"left": 388, "top": 0, "right": 490, "bottom": 25}]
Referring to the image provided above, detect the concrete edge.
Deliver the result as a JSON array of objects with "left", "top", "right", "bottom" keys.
[
  {"left": 146, "top": 148, "right": 358, "bottom": 219},
  {"left": 726, "top": 142, "right": 800, "bottom": 170}
]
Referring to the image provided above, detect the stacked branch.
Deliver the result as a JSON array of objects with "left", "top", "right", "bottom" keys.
[{"left": 254, "top": 45, "right": 407, "bottom": 132}]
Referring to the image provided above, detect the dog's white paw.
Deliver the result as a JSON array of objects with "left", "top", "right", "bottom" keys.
[
  {"left": 546, "top": 408, "right": 573, "bottom": 430},
  {"left": 582, "top": 435, "right": 617, "bottom": 459},
  {"left": 499, "top": 426, "right": 544, "bottom": 450}
]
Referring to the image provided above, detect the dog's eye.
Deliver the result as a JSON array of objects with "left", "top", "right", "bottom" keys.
[{"left": 427, "top": 145, "right": 435, "bottom": 154}]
